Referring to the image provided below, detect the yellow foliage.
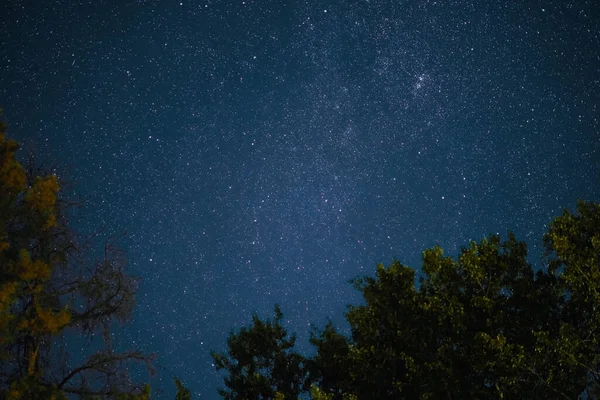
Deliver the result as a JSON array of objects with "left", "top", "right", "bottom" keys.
[
  {"left": 11, "top": 249, "right": 70, "bottom": 336},
  {"left": 0, "top": 282, "right": 18, "bottom": 307},
  {"left": 44, "top": 212, "right": 57, "bottom": 229},
  {"left": 17, "top": 303, "right": 71, "bottom": 334},
  {"left": 25, "top": 175, "right": 59, "bottom": 210},
  {"left": 35, "top": 304, "right": 71, "bottom": 333},
  {"left": 24, "top": 175, "right": 60, "bottom": 229},
  {"left": 0, "top": 281, "right": 17, "bottom": 340},
  {"left": 0, "top": 240, "right": 9, "bottom": 252},
  {"left": 17, "top": 249, "right": 51, "bottom": 282},
  {"left": 275, "top": 392, "right": 287, "bottom": 400},
  {"left": 2, "top": 163, "right": 27, "bottom": 194},
  {"left": 6, "top": 387, "right": 22, "bottom": 400},
  {"left": 4, "top": 377, "right": 67, "bottom": 400},
  {"left": 0, "top": 134, "right": 27, "bottom": 195}
]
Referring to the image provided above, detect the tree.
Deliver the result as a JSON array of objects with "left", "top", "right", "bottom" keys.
[
  {"left": 308, "top": 385, "right": 356, "bottom": 400},
  {"left": 0, "top": 114, "right": 153, "bottom": 399},
  {"left": 211, "top": 305, "right": 308, "bottom": 400},
  {"left": 333, "top": 235, "right": 539, "bottom": 399},
  {"left": 174, "top": 378, "right": 192, "bottom": 400},
  {"left": 309, "top": 201, "right": 600, "bottom": 399},
  {"left": 216, "top": 201, "right": 600, "bottom": 399},
  {"left": 542, "top": 200, "right": 600, "bottom": 398},
  {"left": 306, "top": 322, "right": 352, "bottom": 399}
]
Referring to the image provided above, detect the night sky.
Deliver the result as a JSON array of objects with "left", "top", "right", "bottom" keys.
[{"left": 1, "top": 0, "right": 599, "bottom": 398}]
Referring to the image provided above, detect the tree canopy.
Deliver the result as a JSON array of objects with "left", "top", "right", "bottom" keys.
[
  {"left": 0, "top": 115, "right": 190, "bottom": 399},
  {"left": 211, "top": 305, "right": 307, "bottom": 400},
  {"left": 213, "top": 200, "right": 600, "bottom": 399}
]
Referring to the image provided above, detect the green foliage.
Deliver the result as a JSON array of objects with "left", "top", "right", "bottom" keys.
[
  {"left": 211, "top": 305, "right": 308, "bottom": 400},
  {"left": 216, "top": 201, "right": 600, "bottom": 399},
  {"left": 307, "top": 321, "right": 352, "bottom": 398},
  {"left": 115, "top": 385, "right": 151, "bottom": 400},
  {"left": 309, "top": 385, "right": 357, "bottom": 400},
  {"left": 174, "top": 378, "right": 192, "bottom": 400}
]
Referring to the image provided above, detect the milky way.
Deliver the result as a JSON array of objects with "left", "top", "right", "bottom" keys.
[{"left": 1, "top": 0, "right": 598, "bottom": 397}]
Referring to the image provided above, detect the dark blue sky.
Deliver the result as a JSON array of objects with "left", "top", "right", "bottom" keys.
[{"left": 1, "top": 0, "right": 598, "bottom": 398}]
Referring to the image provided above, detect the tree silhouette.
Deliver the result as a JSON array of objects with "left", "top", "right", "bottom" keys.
[
  {"left": 0, "top": 114, "right": 160, "bottom": 399},
  {"left": 211, "top": 305, "right": 308, "bottom": 400},
  {"left": 216, "top": 201, "right": 600, "bottom": 399}
]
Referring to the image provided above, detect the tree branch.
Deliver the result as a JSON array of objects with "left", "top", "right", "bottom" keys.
[{"left": 57, "top": 351, "right": 147, "bottom": 390}]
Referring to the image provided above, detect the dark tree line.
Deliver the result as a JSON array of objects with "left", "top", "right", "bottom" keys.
[{"left": 212, "top": 200, "right": 600, "bottom": 399}]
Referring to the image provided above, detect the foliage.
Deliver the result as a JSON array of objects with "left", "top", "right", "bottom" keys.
[
  {"left": 174, "top": 378, "right": 191, "bottom": 400},
  {"left": 308, "top": 385, "right": 357, "bottom": 400},
  {"left": 306, "top": 322, "right": 352, "bottom": 399},
  {"left": 0, "top": 115, "right": 156, "bottom": 399},
  {"left": 211, "top": 305, "right": 308, "bottom": 400},
  {"left": 216, "top": 201, "right": 600, "bottom": 399},
  {"left": 312, "top": 200, "right": 600, "bottom": 399}
]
